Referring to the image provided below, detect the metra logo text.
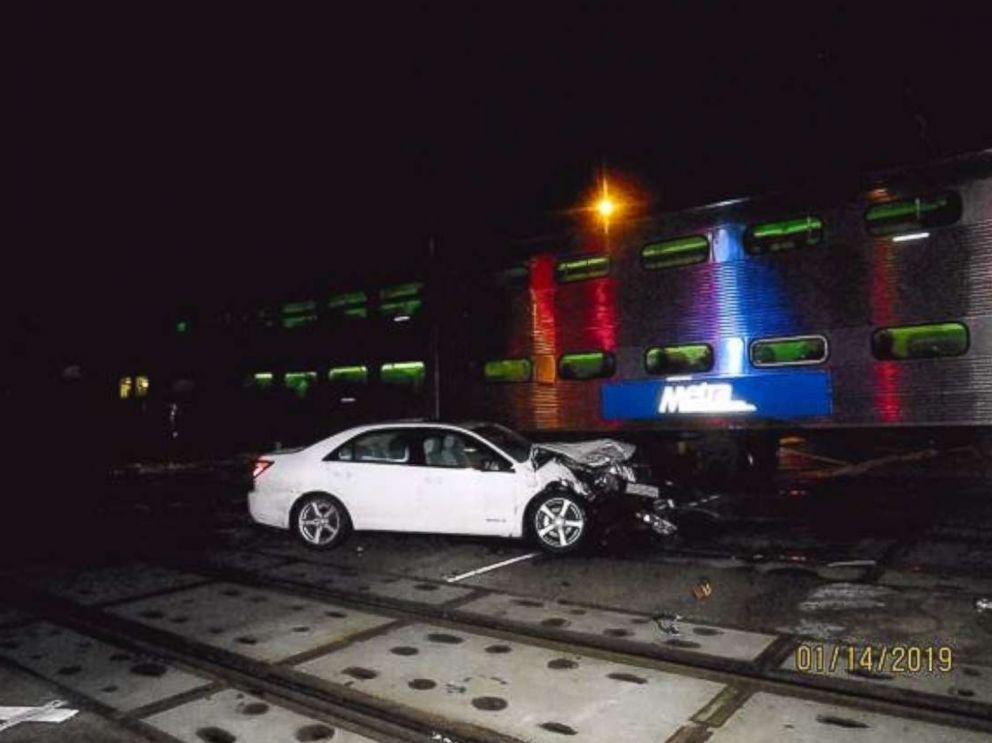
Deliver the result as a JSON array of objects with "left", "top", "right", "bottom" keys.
[{"left": 658, "top": 383, "right": 757, "bottom": 414}]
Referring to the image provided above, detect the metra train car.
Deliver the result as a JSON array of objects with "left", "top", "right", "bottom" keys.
[
  {"left": 443, "top": 151, "right": 992, "bottom": 451},
  {"left": 112, "top": 151, "right": 991, "bottom": 473}
]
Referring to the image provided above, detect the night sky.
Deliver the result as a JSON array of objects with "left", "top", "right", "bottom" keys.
[{"left": 16, "top": 4, "right": 992, "bottom": 323}]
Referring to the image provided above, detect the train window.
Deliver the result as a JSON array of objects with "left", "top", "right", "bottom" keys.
[
  {"left": 645, "top": 344, "right": 714, "bottom": 374},
  {"left": 135, "top": 375, "right": 150, "bottom": 398},
  {"left": 744, "top": 216, "right": 823, "bottom": 255},
  {"left": 750, "top": 336, "right": 828, "bottom": 366},
  {"left": 251, "top": 372, "right": 275, "bottom": 389},
  {"left": 175, "top": 319, "right": 189, "bottom": 333},
  {"left": 865, "top": 192, "right": 962, "bottom": 236},
  {"left": 119, "top": 376, "right": 133, "bottom": 400},
  {"left": 284, "top": 371, "right": 317, "bottom": 398},
  {"left": 493, "top": 263, "right": 530, "bottom": 286},
  {"left": 871, "top": 322, "right": 968, "bottom": 360},
  {"left": 380, "top": 282, "right": 424, "bottom": 320},
  {"left": 327, "top": 365, "right": 369, "bottom": 385},
  {"left": 381, "top": 361, "right": 426, "bottom": 388},
  {"left": 282, "top": 300, "right": 318, "bottom": 329},
  {"left": 483, "top": 358, "right": 532, "bottom": 383},
  {"left": 328, "top": 290, "right": 368, "bottom": 319},
  {"left": 555, "top": 255, "right": 610, "bottom": 283},
  {"left": 641, "top": 235, "right": 709, "bottom": 270},
  {"left": 558, "top": 352, "right": 616, "bottom": 380}
]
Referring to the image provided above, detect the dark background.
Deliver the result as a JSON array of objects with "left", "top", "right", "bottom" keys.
[{"left": 12, "top": 3, "right": 992, "bottom": 327}]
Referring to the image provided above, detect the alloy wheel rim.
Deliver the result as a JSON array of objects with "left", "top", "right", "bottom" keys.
[
  {"left": 535, "top": 497, "right": 584, "bottom": 548},
  {"left": 299, "top": 500, "right": 340, "bottom": 545}
]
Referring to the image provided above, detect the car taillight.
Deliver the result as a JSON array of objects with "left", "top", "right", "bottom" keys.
[{"left": 252, "top": 459, "right": 274, "bottom": 479}]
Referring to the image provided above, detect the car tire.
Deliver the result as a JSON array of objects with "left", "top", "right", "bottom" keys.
[
  {"left": 292, "top": 493, "right": 351, "bottom": 550},
  {"left": 527, "top": 488, "right": 589, "bottom": 555}
]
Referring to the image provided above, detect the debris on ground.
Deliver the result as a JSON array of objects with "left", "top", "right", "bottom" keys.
[
  {"left": 692, "top": 578, "right": 713, "bottom": 601},
  {"left": 654, "top": 613, "right": 682, "bottom": 636}
]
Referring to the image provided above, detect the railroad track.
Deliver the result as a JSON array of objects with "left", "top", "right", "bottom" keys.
[{"left": 4, "top": 552, "right": 990, "bottom": 743}]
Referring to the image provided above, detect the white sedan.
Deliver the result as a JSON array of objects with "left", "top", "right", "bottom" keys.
[{"left": 248, "top": 421, "right": 665, "bottom": 554}]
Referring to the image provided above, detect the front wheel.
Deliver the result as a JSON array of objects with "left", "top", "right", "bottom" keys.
[
  {"left": 527, "top": 490, "right": 589, "bottom": 555},
  {"left": 293, "top": 493, "right": 351, "bottom": 549}
]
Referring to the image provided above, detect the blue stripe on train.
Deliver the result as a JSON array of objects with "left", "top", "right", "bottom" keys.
[{"left": 601, "top": 371, "right": 833, "bottom": 421}]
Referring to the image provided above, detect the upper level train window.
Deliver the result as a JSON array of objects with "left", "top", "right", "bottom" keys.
[
  {"left": 175, "top": 319, "right": 189, "bottom": 334},
  {"left": 645, "top": 344, "right": 714, "bottom": 375},
  {"left": 641, "top": 235, "right": 709, "bottom": 270},
  {"left": 558, "top": 352, "right": 616, "bottom": 380},
  {"left": 381, "top": 361, "right": 426, "bottom": 388},
  {"left": 284, "top": 371, "right": 317, "bottom": 398},
  {"left": 483, "top": 358, "right": 532, "bottom": 383},
  {"left": 750, "top": 335, "right": 828, "bottom": 366},
  {"left": 328, "top": 290, "right": 368, "bottom": 319},
  {"left": 380, "top": 283, "right": 424, "bottom": 320},
  {"left": 865, "top": 192, "right": 962, "bottom": 237},
  {"left": 871, "top": 322, "right": 968, "bottom": 360},
  {"left": 327, "top": 365, "right": 369, "bottom": 385},
  {"left": 251, "top": 372, "right": 275, "bottom": 389},
  {"left": 555, "top": 255, "right": 610, "bottom": 283},
  {"left": 282, "top": 300, "right": 317, "bottom": 329},
  {"left": 744, "top": 216, "right": 823, "bottom": 255}
]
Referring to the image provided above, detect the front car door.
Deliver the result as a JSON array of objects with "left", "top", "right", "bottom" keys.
[{"left": 414, "top": 428, "right": 522, "bottom": 536}]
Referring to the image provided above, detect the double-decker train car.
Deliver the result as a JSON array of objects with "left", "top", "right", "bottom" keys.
[
  {"left": 442, "top": 150, "right": 992, "bottom": 474},
  {"left": 109, "top": 151, "right": 992, "bottom": 479}
]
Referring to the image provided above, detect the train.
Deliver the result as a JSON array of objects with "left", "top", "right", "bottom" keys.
[{"left": 110, "top": 150, "right": 992, "bottom": 481}]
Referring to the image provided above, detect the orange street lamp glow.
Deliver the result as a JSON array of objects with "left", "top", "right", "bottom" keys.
[{"left": 597, "top": 197, "right": 615, "bottom": 218}]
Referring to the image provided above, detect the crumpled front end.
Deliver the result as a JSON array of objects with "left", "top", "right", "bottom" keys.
[{"left": 533, "top": 439, "right": 677, "bottom": 537}]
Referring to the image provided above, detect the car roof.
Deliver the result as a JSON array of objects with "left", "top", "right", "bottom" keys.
[{"left": 307, "top": 420, "right": 508, "bottom": 455}]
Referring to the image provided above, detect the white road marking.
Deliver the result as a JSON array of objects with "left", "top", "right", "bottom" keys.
[
  {"left": 445, "top": 553, "right": 540, "bottom": 583},
  {"left": 0, "top": 701, "right": 77, "bottom": 731}
]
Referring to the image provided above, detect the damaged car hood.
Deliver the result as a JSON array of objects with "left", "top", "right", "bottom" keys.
[{"left": 535, "top": 439, "right": 636, "bottom": 468}]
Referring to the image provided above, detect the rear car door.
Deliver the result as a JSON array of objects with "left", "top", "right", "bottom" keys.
[
  {"left": 415, "top": 428, "right": 521, "bottom": 536},
  {"left": 322, "top": 428, "right": 420, "bottom": 531}
]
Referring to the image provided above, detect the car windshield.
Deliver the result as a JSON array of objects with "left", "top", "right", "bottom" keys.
[{"left": 466, "top": 423, "right": 532, "bottom": 463}]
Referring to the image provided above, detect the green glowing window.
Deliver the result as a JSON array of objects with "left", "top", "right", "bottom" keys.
[
  {"left": 483, "top": 359, "right": 532, "bottom": 383},
  {"left": 380, "top": 298, "right": 423, "bottom": 319},
  {"left": 252, "top": 372, "right": 275, "bottom": 389},
  {"left": 380, "top": 282, "right": 423, "bottom": 301},
  {"left": 641, "top": 236, "right": 709, "bottom": 270},
  {"left": 558, "top": 352, "right": 615, "bottom": 380},
  {"left": 327, "top": 365, "right": 369, "bottom": 385},
  {"left": 871, "top": 322, "right": 968, "bottom": 361},
  {"left": 865, "top": 192, "right": 962, "bottom": 236},
  {"left": 381, "top": 361, "right": 426, "bottom": 387},
  {"left": 750, "top": 336, "right": 828, "bottom": 366},
  {"left": 645, "top": 344, "right": 714, "bottom": 375},
  {"left": 328, "top": 290, "right": 368, "bottom": 319},
  {"left": 745, "top": 216, "right": 823, "bottom": 255},
  {"left": 555, "top": 255, "right": 610, "bottom": 283},
  {"left": 380, "top": 283, "right": 424, "bottom": 319},
  {"left": 284, "top": 371, "right": 317, "bottom": 398},
  {"left": 175, "top": 320, "right": 189, "bottom": 334},
  {"left": 282, "top": 300, "right": 317, "bottom": 329}
]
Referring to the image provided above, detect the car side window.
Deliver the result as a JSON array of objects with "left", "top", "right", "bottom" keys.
[
  {"left": 329, "top": 430, "right": 411, "bottom": 464},
  {"left": 421, "top": 430, "right": 512, "bottom": 472}
]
